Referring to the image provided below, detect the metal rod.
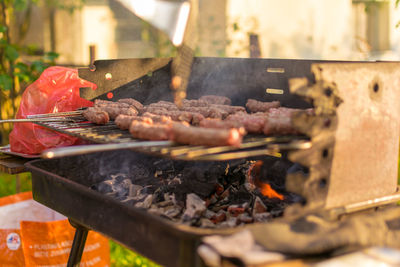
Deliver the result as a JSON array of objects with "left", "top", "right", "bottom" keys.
[
  {"left": 27, "top": 110, "right": 83, "bottom": 118},
  {"left": 183, "top": 149, "right": 282, "bottom": 161},
  {"left": 41, "top": 141, "right": 174, "bottom": 159},
  {"left": 67, "top": 222, "right": 89, "bottom": 267},
  {"left": 0, "top": 118, "right": 76, "bottom": 123},
  {"left": 330, "top": 190, "right": 400, "bottom": 217}
]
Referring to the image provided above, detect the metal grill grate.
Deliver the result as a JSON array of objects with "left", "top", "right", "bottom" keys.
[{"left": 32, "top": 112, "right": 311, "bottom": 160}]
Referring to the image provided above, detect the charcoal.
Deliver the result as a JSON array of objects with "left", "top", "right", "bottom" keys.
[
  {"left": 253, "top": 212, "right": 272, "bottom": 222},
  {"left": 244, "top": 182, "right": 256, "bottom": 192},
  {"left": 205, "top": 194, "right": 218, "bottom": 207},
  {"left": 92, "top": 180, "right": 114, "bottom": 193},
  {"left": 113, "top": 184, "right": 128, "bottom": 198},
  {"left": 119, "top": 179, "right": 132, "bottom": 190},
  {"left": 219, "top": 187, "right": 230, "bottom": 199},
  {"left": 121, "top": 197, "right": 136, "bottom": 206},
  {"left": 182, "top": 193, "right": 206, "bottom": 221},
  {"left": 204, "top": 209, "right": 216, "bottom": 219},
  {"left": 111, "top": 173, "right": 128, "bottom": 183},
  {"left": 211, "top": 204, "right": 229, "bottom": 213},
  {"left": 210, "top": 210, "right": 226, "bottom": 224},
  {"left": 134, "top": 194, "right": 153, "bottom": 209},
  {"left": 154, "top": 159, "right": 174, "bottom": 171},
  {"left": 89, "top": 153, "right": 300, "bottom": 229},
  {"left": 168, "top": 177, "right": 182, "bottom": 185},
  {"left": 128, "top": 184, "right": 143, "bottom": 197},
  {"left": 253, "top": 196, "right": 268, "bottom": 215},
  {"left": 154, "top": 170, "right": 163, "bottom": 177},
  {"left": 238, "top": 213, "right": 253, "bottom": 224},
  {"left": 215, "top": 183, "right": 224, "bottom": 195},
  {"left": 181, "top": 179, "right": 217, "bottom": 199},
  {"left": 157, "top": 200, "right": 174, "bottom": 207},
  {"left": 163, "top": 206, "right": 182, "bottom": 219},
  {"left": 219, "top": 217, "right": 238, "bottom": 228},
  {"left": 228, "top": 205, "right": 246, "bottom": 217},
  {"left": 148, "top": 206, "right": 164, "bottom": 215}
]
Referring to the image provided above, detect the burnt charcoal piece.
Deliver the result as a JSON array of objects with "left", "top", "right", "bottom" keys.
[
  {"left": 253, "top": 196, "right": 268, "bottom": 215},
  {"left": 253, "top": 212, "right": 272, "bottom": 222},
  {"left": 219, "top": 217, "right": 238, "bottom": 228},
  {"left": 135, "top": 194, "right": 153, "bottom": 209},
  {"left": 257, "top": 157, "right": 293, "bottom": 192},
  {"left": 111, "top": 173, "right": 129, "bottom": 183},
  {"left": 238, "top": 213, "right": 253, "bottom": 224},
  {"left": 91, "top": 180, "right": 114, "bottom": 194},
  {"left": 121, "top": 197, "right": 136, "bottom": 206},
  {"left": 153, "top": 159, "right": 175, "bottom": 172},
  {"left": 163, "top": 206, "right": 182, "bottom": 219},
  {"left": 128, "top": 184, "right": 143, "bottom": 197},
  {"left": 227, "top": 205, "right": 246, "bottom": 217},
  {"left": 182, "top": 193, "right": 206, "bottom": 222},
  {"left": 210, "top": 210, "right": 226, "bottom": 224}
]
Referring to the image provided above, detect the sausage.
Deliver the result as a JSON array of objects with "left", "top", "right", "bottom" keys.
[
  {"left": 129, "top": 121, "right": 172, "bottom": 140},
  {"left": 246, "top": 99, "right": 280, "bottom": 113},
  {"left": 170, "top": 123, "right": 243, "bottom": 147},
  {"left": 115, "top": 114, "right": 152, "bottom": 130},
  {"left": 82, "top": 107, "right": 110, "bottom": 125}
]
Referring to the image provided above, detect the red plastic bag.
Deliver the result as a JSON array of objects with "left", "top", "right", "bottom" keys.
[{"left": 9, "top": 66, "right": 96, "bottom": 154}]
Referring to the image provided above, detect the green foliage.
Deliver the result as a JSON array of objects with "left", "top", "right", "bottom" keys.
[
  {"left": 0, "top": 74, "right": 12, "bottom": 90},
  {"left": 109, "top": 240, "right": 160, "bottom": 267},
  {"left": 0, "top": 172, "right": 32, "bottom": 197}
]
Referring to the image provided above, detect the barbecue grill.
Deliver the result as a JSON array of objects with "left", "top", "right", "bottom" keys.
[{"left": 24, "top": 57, "right": 400, "bottom": 266}]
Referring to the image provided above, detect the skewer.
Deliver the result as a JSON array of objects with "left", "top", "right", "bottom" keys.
[
  {"left": 0, "top": 118, "right": 76, "bottom": 124},
  {"left": 41, "top": 140, "right": 174, "bottom": 159},
  {"left": 27, "top": 110, "right": 83, "bottom": 118},
  {"left": 176, "top": 140, "right": 312, "bottom": 161}
]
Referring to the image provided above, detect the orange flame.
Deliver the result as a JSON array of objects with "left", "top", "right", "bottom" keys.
[
  {"left": 259, "top": 183, "right": 284, "bottom": 200},
  {"left": 248, "top": 160, "right": 285, "bottom": 200}
]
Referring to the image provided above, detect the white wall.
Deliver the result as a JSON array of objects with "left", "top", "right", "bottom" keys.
[
  {"left": 226, "top": 0, "right": 356, "bottom": 60},
  {"left": 226, "top": 0, "right": 400, "bottom": 60}
]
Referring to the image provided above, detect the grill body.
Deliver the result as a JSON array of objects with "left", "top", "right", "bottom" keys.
[{"left": 24, "top": 57, "right": 400, "bottom": 266}]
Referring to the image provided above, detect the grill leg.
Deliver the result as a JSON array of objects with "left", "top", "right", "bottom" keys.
[{"left": 67, "top": 220, "right": 89, "bottom": 267}]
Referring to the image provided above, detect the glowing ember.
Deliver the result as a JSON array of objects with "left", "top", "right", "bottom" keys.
[{"left": 248, "top": 160, "right": 285, "bottom": 200}]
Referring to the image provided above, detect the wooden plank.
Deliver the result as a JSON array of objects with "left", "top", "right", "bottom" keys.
[{"left": 0, "top": 155, "right": 31, "bottom": 174}]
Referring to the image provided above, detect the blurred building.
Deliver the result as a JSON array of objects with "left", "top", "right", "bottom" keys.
[{"left": 19, "top": 0, "right": 400, "bottom": 65}]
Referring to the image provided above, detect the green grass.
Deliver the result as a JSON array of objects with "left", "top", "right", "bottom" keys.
[{"left": 0, "top": 172, "right": 160, "bottom": 267}]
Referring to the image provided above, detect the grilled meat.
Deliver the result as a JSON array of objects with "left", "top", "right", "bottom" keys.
[
  {"left": 115, "top": 114, "right": 153, "bottom": 130},
  {"left": 199, "top": 95, "right": 231, "bottom": 105},
  {"left": 199, "top": 118, "right": 247, "bottom": 135},
  {"left": 129, "top": 121, "right": 172, "bottom": 140},
  {"left": 82, "top": 107, "right": 110, "bottom": 125},
  {"left": 170, "top": 123, "right": 243, "bottom": 147},
  {"left": 263, "top": 115, "right": 298, "bottom": 135},
  {"left": 118, "top": 98, "right": 143, "bottom": 112},
  {"left": 246, "top": 99, "right": 281, "bottom": 113},
  {"left": 141, "top": 112, "right": 172, "bottom": 124},
  {"left": 225, "top": 113, "right": 267, "bottom": 133}
]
